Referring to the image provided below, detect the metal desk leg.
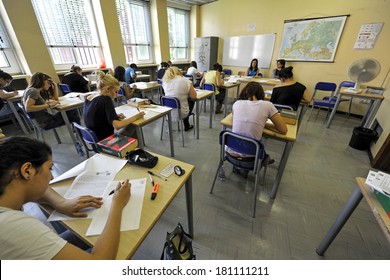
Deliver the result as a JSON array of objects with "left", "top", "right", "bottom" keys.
[
  {"left": 270, "top": 141, "right": 293, "bottom": 199},
  {"left": 136, "top": 127, "right": 145, "bottom": 149},
  {"left": 326, "top": 96, "right": 342, "bottom": 128},
  {"left": 362, "top": 99, "right": 380, "bottom": 128},
  {"left": 59, "top": 110, "right": 78, "bottom": 152},
  {"left": 8, "top": 101, "right": 29, "bottom": 135},
  {"left": 316, "top": 187, "right": 363, "bottom": 256},
  {"left": 167, "top": 111, "right": 175, "bottom": 157},
  {"left": 185, "top": 173, "right": 194, "bottom": 237},
  {"left": 224, "top": 89, "right": 228, "bottom": 118},
  {"left": 196, "top": 100, "right": 200, "bottom": 139},
  {"left": 210, "top": 94, "right": 214, "bottom": 129}
]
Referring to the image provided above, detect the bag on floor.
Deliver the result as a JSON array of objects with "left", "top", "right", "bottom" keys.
[{"left": 161, "top": 223, "right": 196, "bottom": 260}]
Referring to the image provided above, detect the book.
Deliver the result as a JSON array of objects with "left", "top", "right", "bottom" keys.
[
  {"left": 97, "top": 134, "right": 138, "bottom": 158},
  {"left": 374, "top": 190, "right": 390, "bottom": 218}
]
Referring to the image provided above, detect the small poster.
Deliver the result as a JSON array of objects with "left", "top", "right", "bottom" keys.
[{"left": 354, "top": 23, "right": 383, "bottom": 49}]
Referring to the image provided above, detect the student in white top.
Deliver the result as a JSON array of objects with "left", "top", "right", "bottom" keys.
[
  {"left": 186, "top": 61, "right": 203, "bottom": 87},
  {"left": 0, "top": 136, "right": 131, "bottom": 259}
]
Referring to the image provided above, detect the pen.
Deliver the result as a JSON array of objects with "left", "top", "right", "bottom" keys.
[
  {"left": 137, "top": 107, "right": 140, "bottom": 112},
  {"left": 109, "top": 189, "right": 115, "bottom": 196},
  {"left": 147, "top": 170, "right": 167, "bottom": 181},
  {"left": 148, "top": 173, "right": 154, "bottom": 186}
]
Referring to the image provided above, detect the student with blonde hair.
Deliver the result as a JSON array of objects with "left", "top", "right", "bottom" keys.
[
  {"left": 162, "top": 66, "right": 197, "bottom": 131},
  {"left": 83, "top": 71, "right": 145, "bottom": 140}
]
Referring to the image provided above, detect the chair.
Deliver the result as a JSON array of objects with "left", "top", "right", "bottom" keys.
[
  {"left": 238, "top": 71, "right": 246, "bottom": 76},
  {"left": 201, "top": 83, "right": 216, "bottom": 113},
  {"left": 274, "top": 104, "right": 295, "bottom": 111},
  {"left": 72, "top": 122, "right": 99, "bottom": 158},
  {"left": 116, "top": 87, "right": 127, "bottom": 106},
  {"left": 160, "top": 96, "right": 195, "bottom": 147},
  {"left": 307, "top": 82, "right": 337, "bottom": 121},
  {"left": 184, "top": 74, "right": 194, "bottom": 84},
  {"left": 331, "top": 81, "right": 356, "bottom": 116},
  {"left": 210, "top": 130, "right": 269, "bottom": 218},
  {"left": 59, "top": 83, "right": 72, "bottom": 95},
  {"left": 17, "top": 103, "right": 61, "bottom": 144},
  {"left": 223, "top": 69, "right": 232, "bottom": 75}
]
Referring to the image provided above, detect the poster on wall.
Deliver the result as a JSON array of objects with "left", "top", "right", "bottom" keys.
[
  {"left": 278, "top": 15, "right": 348, "bottom": 62},
  {"left": 353, "top": 23, "right": 384, "bottom": 50}
]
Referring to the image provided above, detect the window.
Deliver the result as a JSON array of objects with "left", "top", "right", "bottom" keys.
[
  {"left": 115, "top": 0, "right": 153, "bottom": 64},
  {"left": 0, "top": 16, "right": 23, "bottom": 74},
  {"left": 167, "top": 7, "right": 189, "bottom": 62},
  {"left": 31, "top": 0, "right": 103, "bottom": 70}
]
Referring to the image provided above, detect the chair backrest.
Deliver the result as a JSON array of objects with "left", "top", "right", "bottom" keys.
[
  {"left": 72, "top": 122, "right": 99, "bottom": 145},
  {"left": 59, "top": 83, "right": 72, "bottom": 94},
  {"left": 157, "top": 79, "right": 162, "bottom": 85},
  {"left": 274, "top": 104, "right": 295, "bottom": 111},
  {"left": 17, "top": 102, "right": 32, "bottom": 119},
  {"left": 203, "top": 83, "right": 215, "bottom": 92},
  {"left": 312, "top": 82, "right": 337, "bottom": 100},
  {"left": 220, "top": 130, "right": 265, "bottom": 160},
  {"left": 224, "top": 69, "right": 232, "bottom": 75},
  {"left": 184, "top": 74, "right": 194, "bottom": 84},
  {"left": 160, "top": 96, "right": 180, "bottom": 110}
]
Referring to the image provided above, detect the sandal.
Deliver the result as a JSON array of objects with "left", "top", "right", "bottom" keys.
[{"left": 184, "top": 125, "right": 194, "bottom": 131}]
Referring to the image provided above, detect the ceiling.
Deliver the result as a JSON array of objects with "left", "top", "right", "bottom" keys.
[{"left": 168, "top": 0, "right": 218, "bottom": 6}]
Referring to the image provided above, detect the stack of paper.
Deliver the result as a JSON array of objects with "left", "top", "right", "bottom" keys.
[{"left": 365, "top": 170, "right": 390, "bottom": 198}]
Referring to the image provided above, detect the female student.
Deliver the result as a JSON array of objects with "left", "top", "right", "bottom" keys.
[
  {"left": 61, "top": 65, "right": 90, "bottom": 93},
  {"left": 245, "top": 58, "right": 259, "bottom": 77},
  {"left": 162, "top": 66, "right": 197, "bottom": 131},
  {"left": 186, "top": 61, "right": 203, "bottom": 87},
  {"left": 270, "top": 66, "right": 311, "bottom": 111},
  {"left": 229, "top": 82, "right": 287, "bottom": 175},
  {"left": 272, "top": 59, "right": 286, "bottom": 78},
  {"left": 0, "top": 136, "right": 130, "bottom": 259},
  {"left": 114, "top": 66, "right": 137, "bottom": 99},
  {"left": 200, "top": 62, "right": 225, "bottom": 114},
  {"left": 23, "top": 72, "right": 80, "bottom": 129},
  {"left": 0, "top": 70, "right": 19, "bottom": 118},
  {"left": 83, "top": 71, "right": 145, "bottom": 141}
]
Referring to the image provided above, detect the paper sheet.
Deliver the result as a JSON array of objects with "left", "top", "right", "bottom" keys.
[
  {"left": 115, "top": 105, "right": 140, "bottom": 119},
  {"left": 86, "top": 178, "right": 146, "bottom": 236}
]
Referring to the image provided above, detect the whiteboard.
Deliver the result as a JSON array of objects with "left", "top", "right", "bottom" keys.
[{"left": 222, "top": 34, "right": 276, "bottom": 68}]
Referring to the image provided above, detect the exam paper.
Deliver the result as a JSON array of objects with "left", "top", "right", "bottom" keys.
[
  {"left": 365, "top": 170, "right": 390, "bottom": 198},
  {"left": 86, "top": 178, "right": 146, "bottom": 236}
]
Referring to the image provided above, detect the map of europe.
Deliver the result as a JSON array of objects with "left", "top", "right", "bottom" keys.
[{"left": 278, "top": 17, "right": 346, "bottom": 62}]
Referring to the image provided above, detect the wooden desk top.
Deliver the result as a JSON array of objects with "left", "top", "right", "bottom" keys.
[
  {"left": 50, "top": 153, "right": 195, "bottom": 260},
  {"left": 356, "top": 177, "right": 390, "bottom": 243},
  {"left": 239, "top": 77, "right": 281, "bottom": 86},
  {"left": 221, "top": 82, "right": 241, "bottom": 88},
  {"left": 220, "top": 113, "right": 297, "bottom": 142},
  {"left": 115, "top": 104, "right": 172, "bottom": 127},
  {"left": 195, "top": 89, "right": 214, "bottom": 100},
  {"left": 340, "top": 89, "right": 385, "bottom": 100},
  {"left": 56, "top": 95, "right": 84, "bottom": 110},
  {"left": 131, "top": 82, "right": 161, "bottom": 91}
]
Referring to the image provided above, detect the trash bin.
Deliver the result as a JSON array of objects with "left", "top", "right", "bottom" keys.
[{"left": 349, "top": 126, "right": 378, "bottom": 150}]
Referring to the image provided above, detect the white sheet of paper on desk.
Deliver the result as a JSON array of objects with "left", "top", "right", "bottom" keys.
[
  {"left": 86, "top": 178, "right": 146, "bottom": 236},
  {"left": 48, "top": 170, "right": 115, "bottom": 221},
  {"left": 365, "top": 170, "right": 390, "bottom": 198},
  {"left": 227, "top": 77, "right": 239, "bottom": 83},
  {"left": 145, "top": 106, "right": 169, "bottom": 113},
  {"left": 115, "top": 105, "right": 139, "bottom": 119},
  {"left": 64, "top": 92, "right": 81, "bottom": 98}
]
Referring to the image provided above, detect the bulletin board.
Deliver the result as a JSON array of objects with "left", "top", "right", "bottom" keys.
[{"left": 222, "top": 34, "right": 276, "bottom": 68}]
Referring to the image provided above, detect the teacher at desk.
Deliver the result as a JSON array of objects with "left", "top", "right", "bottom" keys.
[
  {"left": 83, "top": 71, "right": 145, "bottom": 141},
  {"left": 0, "top": 137, "right": 131, "bottom": 259},
  {"left": 270, "top": 66, "right": 311, "bottom": 111}
]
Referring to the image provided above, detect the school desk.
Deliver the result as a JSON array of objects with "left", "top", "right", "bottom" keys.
[
  {"left": 6, "top": 90, "right": 29, "bottom": 135},
  {"left": 194, "top": 88, "right": 214, "bottom": 138},
  {"left": 49, "top": 152, "right": 195, "bottom": 260},
  {"left": 326, "top": 90, "right": 384, "bottom": 128},
  {"left": 115, "top": 104, "right": 175, "bottom": 157},
  {"left": 132, "top": 82, "right": 161, "bottom": 100},
  {"left": 220, "top": 113, "right": 297, "bottom": 199},
  {"left": 316, "top": 177, "right": 390, "bottom": 256}
]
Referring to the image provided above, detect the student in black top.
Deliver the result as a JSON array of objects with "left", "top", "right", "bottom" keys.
[
  {"left": 270, "top": 66, "right": 311, "bottom": 111},
  {"left": 83, "top": 71, "right": 144, "bottom": 141},
  {"left": 0, "top": 70, "right": 19, "bottom": 117},
  {"left": 272, "top": 59, "right": 286, "bottom": 78},
  {"left": 61, "top": 65, "right": 90, "bottom": 93},
  {"left": 157, "top": 62, "right": 169, "bottom": 80}
]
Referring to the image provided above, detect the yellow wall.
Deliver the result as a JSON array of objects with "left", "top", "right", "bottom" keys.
[{"left": 198, "top": 0, "right": 390, "bottom": 159}]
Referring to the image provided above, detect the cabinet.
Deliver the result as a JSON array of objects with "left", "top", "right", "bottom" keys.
[{"left": 194, "top": 37, "right": 219, "bottom": 72}]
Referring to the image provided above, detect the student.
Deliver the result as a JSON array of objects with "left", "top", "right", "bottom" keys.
[
  {"left": 162, "top": 66, "right": 197, "bottom": 131},
  {"left": 270, "top": 66, "right": 311, "bottom": 111},
  {"left": 0, "top": 70, "right": 19, "bottom": 118},
  {"left": 61, "top": 65, "right": 90, "bottom": 93},
  {"left": 229, "top": 82, "right": 287, "bottom": 175},
  {"left": 114, "top": 66, "right": 137, "bottom": 99},
  {"left": 245, "top": 58, "right": 259, "bottom": 77},
  {"left": 272, "top": 59, "right": 286, "bottom": 78},
  {"left": 167, "top": 60, "right": 172, "bottom": 67},
  {"left": 23, "top": 72, "right": 80, "bottom": 129},
  {"left": 157, "top": 62, "right": 169, "bottom": 80},
  {"left": 186, "top": 61, "right": 203, "bottom": 87},
  {"left": 200, "top": 62, "right": 225, "bottom": 114},
  {"left": 0, "top": 136, "right": 131, "bottom": 260},
  {"left": 125, "top": 63, "right": 138, "bottom": 84},
  {"left": 83, "top": 71, "right": 145, "bottom": 141}
]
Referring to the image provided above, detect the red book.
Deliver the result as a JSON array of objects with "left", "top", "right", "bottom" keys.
[{"left": 97, "top": 134, "right": 138, "bottom": 158}]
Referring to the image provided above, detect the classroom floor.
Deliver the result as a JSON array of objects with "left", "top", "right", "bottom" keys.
[{"left": 3, "top": 101, "right": 390, "bottom": 260}]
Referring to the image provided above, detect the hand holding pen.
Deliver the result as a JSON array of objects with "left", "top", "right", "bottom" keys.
[{"left": 109, "top": 179, "right": 131, "bottom": 209}]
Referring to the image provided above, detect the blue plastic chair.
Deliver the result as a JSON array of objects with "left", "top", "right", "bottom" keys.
[
  {"left": 73, "top": 122, "right": 99, "bottom": 158},
  {"left": 308, "top": 82, "right": 337, "bottom": 121},
  {"left": 330, "top": 81, "right": 356, "bottom": 116},
  {"left": 223, "top": 69, "right": 232, "bottom": 75},
  {"left": 210, "top": 130, "right": 269, "bottom": 218},
  {"left": 59, "top": 83, "right": 72, "bottom": 95},
  {"left": 201, "top": 83, "right": 216, "bottom": 113},
  {"left": 160, "top": 96, "right": 195, "bottom": 147}
]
